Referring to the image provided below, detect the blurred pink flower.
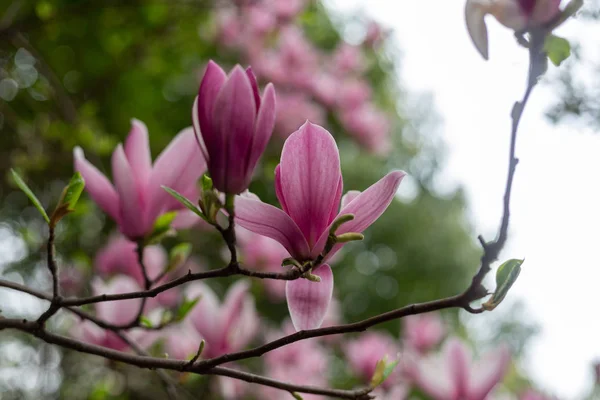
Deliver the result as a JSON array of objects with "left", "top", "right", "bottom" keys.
[
  {"left": 345, "top": 332, "right": 401, "bottom": 389},
  {"left": 236, "top": 227, "right": 288, "bottom": 300},
  {"left": 192, "top": 61, "right": 276, "bottom": 194},
  {"left": 409, "top": 338, "right": 511, "bottom": 400},
  {"left": 277, "top": 27, "right": 320, "bottom": 89},
  {"left": 402, "top": 313, "right": 446, "bottom": 354},
  {"left": 520, "top": 389, "right": 556, "bottom": 400},
  {"left": 340, "top": 104, "right": 392, "bottom": 155},
  {"left": 59, "top": 266, "right": 85, "bottom": 297},
  {"left": 94, "top": 235, "right": 180, "bottom": 307},
  {"left": 310, "top": 73, "right": 339, "bottom": 107},
  {"left": 246, "top": 5, "right": 277, "bottom": 36},
  {"left": 275, "top": 93, "right": 325, "bottom": 137},
  {"left": 216, "top": 9, "right": 242, "bottom": 48},
  {"left": 74, "top": 119, "right": 205, "bottom": 240},
  {"left": 371, "top": 384, "right": 409, "bottom": 400},
  {"left": 162, "top": 321, "right": 204, "bottom": 360},
  {"left": 336, "top": 79, "right": 372, "bottom": 111},
  {"left": 270, "top": 0, "right": 307, "bottom": 21},
  {"left": 363, "top": 21, "right": 387, "bottom": 48},
  {"left": 215, "top": 372, "right": 251, "bottom": 400},
  {"left": 186, "top": 280, "right": 258, "bottom": 357},
  {"left": 235, "top": 122, "right": 404, "bottom": 330},
  {"left": 465, "top": 0, "right": 561, "bottom": 59},
  {"left": 72, "top": 276, "right": 145, "bottom": 351},
  {"left": 333, "top": 43, "right": 366, "bottom": 76}
]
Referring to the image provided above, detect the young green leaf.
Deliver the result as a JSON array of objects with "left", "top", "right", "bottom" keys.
[
  {"left": 140, "top": 316, "right": 154, "bottom": 328},
  {"left": 144, "top": 210, "right": 179, "bottom": 245},
  {"left": 50, "top": 172, "right": 86, "bottom": 226},
  {"left": 483, "top": 258, "right": 524, "bottom": 311},
  {"left": 162, "top": 186, "right": 208, "bottom": 222},
  {"left": 544, "top": 34, "right": 571, "bottom": 66},
  {"left": 370, "top": 355, "right": 399, "bottom": 387},
  {"left": 175, "top": 296, "right": 200, "bottom": 322},
  {"left": 11, "top": 169, "right": 50, "bottom": 224},
  {"left": 168, "top": 242, "right": 192, "bottom": 271},
  {"left": 290, "top": 392, "right": 304, "bottom": 400}
]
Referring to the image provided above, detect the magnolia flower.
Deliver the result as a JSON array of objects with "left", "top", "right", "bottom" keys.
[
  {"left": 275, "top": 93, "right": 325, "bottom": 137},
  {"left": 235, "top": 122, "right": 405, "bottom": 330},
  {"left": 465, "top": 0, "right": 562, "bottom": 59},
  {"left": 402, "top": 313, "right": 446, "bottom": 354},
  {"left": 72, "top": 276, "right": 145, "bottom": 351},
  {"left": 340, "top": 104, "right": 391, "bottom": 156},
  {"left": 192, "top": 61, "right": 276, "bottom": 194},
  {"left": 74, "top": 119, "right": 205, "bottom": 240},
  {"left": 186, "top": 280, "right": 258, "bottom": 358},
  {"left": 345, "top": 332, "right": 401, "bottom": 389},
  {"left": 409, "top": 338, "right": 511, "bottom": 400}
]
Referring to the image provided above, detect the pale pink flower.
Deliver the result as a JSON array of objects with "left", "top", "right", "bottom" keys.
[
  {"left": 402, "top": 314, "right": 446, "bottom": 354},
  {"left": 465, "top": 0, "right": 562, "bottom": 59},
  {"left": 336, "top": 79, "right": 372, "bottom": 111},
  {"left": 186, "top": 280, "right": 258, "bottom": 357},
  {"left": 310, "top": 73, "right": 339, "bottom": 107},
  {"left": 333, "top": 43, "right": 366, "bottom": 75},
  {"left": 74, "top": 119, "right": 205, "bottom": 240},
  {"left": 410, "top": 338, "right": 511, "bottom": 400},
  {"left": 235, "top": 122, "right": 405, "bottom": 330},
  {"left": 215, "top": 373, "right": 251, "bottom": 400},
  {"left": 520, "top": 389, "right": 556, "bottom": 400},
  {"left": 340, "top": 105, "right": 392, "bottom": 155},
  {"left": 192, "top": 61, "right": 276, "bottom": 194},
  {"left": 216, "top": 9, "right": 242, "bottom": 48},
  {"left": 345, "top": 332, "right": 401, "bottom": 389},
  {"left": 275, "top": 93, "right": 325, "bottom": 137},
  {"left": 363, "top": 21, "right": 387, "bottom": 48},
  {"left": 270, "top": 0, "right": 307, "bottom": 21}
]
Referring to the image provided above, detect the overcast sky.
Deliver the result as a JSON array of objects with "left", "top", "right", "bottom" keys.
[{"left": 328, "top": 1, "right": 600, "bottom": 398}]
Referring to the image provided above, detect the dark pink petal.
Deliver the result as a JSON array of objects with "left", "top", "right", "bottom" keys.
[
  {"left": 278, "top": 122, "right": 342, "bottom": 247},
  {"left": 246, "top": 66, "right": 261, "bottom": 109},
  {"left": 211, "top": 66, "right": 257, "bottom": 193},
  {"left": 325, "top": 176, "right": 343, "bottom": 225},
  {"left": 192, "top": 96, "right": 208, "bottom": 160},
  {"left": 235, "top": 194, "right": 310, "bottom": 260},
  {"left": 112, "top": 144, "right": 147, "bottom": 238},
  {"left": 467, "top": 345, "right": 510, "bottom": 400},
  {"left": 313, "top": 170, "right": 405, "bottom": 258},
  {"left": 148, "top": 127, "right": 205, "bottom": 222},
  {"left": 73, "top": 147, "right": 120, "bottom": 222},
  {"left": 197, "top": 60, "right": 227, "bottom": 140},
  {"left": 243, "top": 82, "right": 276, "bottom": 187},
  {"left": 286, "top": 264, "right": 333, "bottom": 331},
  {"left": 124, "top": 119, "right": 152, "bottom": 187}
]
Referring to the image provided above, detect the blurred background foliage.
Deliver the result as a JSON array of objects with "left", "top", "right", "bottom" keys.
[{"left": 0, "top": 0, "right": 541, "bottom": 399}]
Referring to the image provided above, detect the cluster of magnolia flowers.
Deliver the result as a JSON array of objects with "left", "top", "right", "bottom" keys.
[{"left": 215, "top": 0, "right": 392, "bottom": 154}]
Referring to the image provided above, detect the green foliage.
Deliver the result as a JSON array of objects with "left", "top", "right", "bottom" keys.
[
  {"left": 50, "top": 171, "right": 85, "bottom": 226},
  {"left": 370, "top": 356, "right": 400, "bottom": 387},
  {"left": 544, "top": 34, "right": 571, "bottom": 66},
  {"left": 483, "top": 259, "right": 523, "bottom": 311},
  {"left": 10, "top": 168, "right": 50, "bottom": 224}
]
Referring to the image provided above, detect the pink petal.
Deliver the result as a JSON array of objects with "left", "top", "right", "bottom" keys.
[
  {"left": 124, "top": 119, "right": 152, "bottom": 187},
  {"left": 192, "top": 96, "right": 208, "bottom": 160},
  {"left": 286, "top": 264, "right": 334, "bottom": 331},
  {"left": 467, "top": 345, "right": 511, "bottom": 400},
  {"left": 211, "top": 66, "right": 257, "bottom": 193},
  {"left": 341, "top": 190, "right": 360, "bottom": 209},
  {"left": 148, "top": 127, "right": 205, "bottom": 222},
  {"left": 278, "top": 122, "right": 342, "bottom": 247},
  {"left": 196, "top": 61, "right": 227, "bottom": 160},
  {"left": 93, "top": 276, "right": 143, "bottom": 326},
  {"left": 73, "top": 147, "right": 120, "bottom": 222},
  {"left": 221, "top": 280, "right": 251, "bottom": 335},
  {"left": 235, "top": 194, "right": 310, "bottom": 260},
  {"left": 243, "top": 82, "right": 275, "bottom": 185},
  {"left": 246, "top": 66, "right": 261, "bottom": 109},
  {"left": 112, "top": 144, "right": 147, "bottom": 238},
  {"left": 222, "top": 280, "right": 258, "bottom": 351},
  {"left": 313, "top": 170, "right": 405, "bottom": 258},
  {"left": 413, "top": 353, "right": 454, "bottom": 400},
  {"left": 447, "top": 338, "right": 471, "bottom": 398},
  {"left": 186, "top": 282, "right": 222, "bottom": 353}
]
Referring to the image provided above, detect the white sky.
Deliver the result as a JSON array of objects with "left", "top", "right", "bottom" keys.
[{"left": 329, "top": 1, "right": 600, "bottom": 398}]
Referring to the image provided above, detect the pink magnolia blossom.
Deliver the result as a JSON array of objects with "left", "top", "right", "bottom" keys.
[
  {"left": 336, "top": 79, "right": 372, "bottom": 111},
  {"left": 276, "top": 27, "right": 320, "bottom": 89},
  {"left": 340, "top": 104, "right": 392, "bottom": 155},
  {"left": 409, "top": 338, "right": 511, "bottom": 400},
  {"left": 371, "top": 384, "right": 409, "bottom": 400},
  {"left": 402, "top": 313, "right": 446, "bottom": 354},
  {"left": 275, "top": 93, "right": 325, "bottom": 137},
  {"left": 95, "top": 235, "right": 180, "bottom": 307},
  {"left": 215, "top": 372, "right": 251, "bottom": 400},
  {"left": 192, "top": 61, "right": 276, "bottom": 194},
  {"left": 186, "top": 280, "right": 258, "bottom": 358},
  {"left": 333, "top": 43, "right": 366, "bottom": 76},
  {"left": 236, "top": 227, "right": 288, "bottom": 300},
  {"left": 270, "top": 0, "right": 307, "bottom": 21},
  {"left": 363, "top": 21, "right": 387, "bottom": 48},
  {"left": 345, "top": 332, "right": 401, "bottom": 389},
  {"left": 74, "top": 119, "right": 205, "bottom": 240},
  {"left": 465, "top": 0, "right": 562, "bottom": 59},
  {"left": 235, "top": 122, "right": 405, "bottom": 330},
  {"left": 72, "top": 276, "right": 145, "bottom": 351}
]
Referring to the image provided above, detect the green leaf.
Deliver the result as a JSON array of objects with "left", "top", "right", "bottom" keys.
[
  {"left": 175, "top": 296, "right": 200, "bottom": 322},
  {"left": 370, "top": 355, "right": 398, "bottom": 387},
  {"left": 201, "top": 174, "right": 213, "bottom": 192},
  {"left": 11, "top": 169, "right": 50, "bottom": 224},
  {"left": 162, "top": 186, "right": 208, "bottom": 222},
  {"left": 51, "top": 172, "right": 86, "bottom": 226},
  {"left": 290, "top": 392, "right": 304, "bottom": 400},
  {"left": 483, "top": 259, "right": 524, "bottom": 311},
  {"left": 544, "top": 34, "right": 571, "bottom": 66},
  {"left": 145, "top": 210, "right": 178, "bottom": 245},
  {"left": 140, "top": 316, "right": 153, "bottom": 328},
  {"left": 168, "top": 243, "right": 192, "bottom": 271}
]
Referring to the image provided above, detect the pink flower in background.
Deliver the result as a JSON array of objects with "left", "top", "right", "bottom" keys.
[
  {"left": 520, "top": 389, "right": 556, "bottom": 400},
  {"left": 235, "top": 122, "right": 405, "bottom": 330},
  {"left": 192, "top": 61, "right": 276, "bottom": 194},
  {"left": 336, "top": 79, "right": 372, "bottom": 111},
  {"left": 246, "top": 5, "right": 277, "bottom": 36},
  {"left": 236, "top": 227, "right": 288, "bottom": 300},
  {"left": 95, "top": 235, "right": 180, "bottom": 307},
  {"left": 186, "top": 280, "right": 258, "bottom": 357},
  {"left": 270, "top": 0, "right": 307, "bottom": 21},
  {"left": 363, "top": 21, "right": 387, "bottom": 48},
  {"left": 261, "top": 321, "right": 329, "bottom": 400},
  {"left": 402, "top": 314, "right": 446, "bottom": 354},
  {"left": 277, "top": 27, "right": 320, "bottom": 89},
  {"left": 274, "top": 93, "right": 325, "bottom": 137},
  {"left": 74, "top": 119, "right": 206, "bottom": 240},
  {"left": 465, "top": 0, "right": 561, "bottom": 59},
  {"left": 409, "top": 338, "right": 511, "bottom": 400},
  {"left": 340, "top": 104, "right": 392, "bottom": 155},
  {"left": 310, "top": 73, "right": 339, "bottom": 107},
  {"left": 59, "top": 266, "right": 84, "bottom": 297},
  {"left": 162, "top": 321, "right": 204, "bottom": 360},
  {"left": 215, "top": 373, "right": 251, "bottom": 400},
  {"left": 72, "top": 276, "right": 145, "bottom": 351},
  {"left": 216, "top": 9, "right": 242, "bottom": 48},
  {"left": 371, "top": 384, "right": 409, "bottom": 400},
  {"left": 345, "top": 332, "right": 401, "bottom": 389},
  {"left": 333, "top": 43, "right": 366, "bottom": 76}
]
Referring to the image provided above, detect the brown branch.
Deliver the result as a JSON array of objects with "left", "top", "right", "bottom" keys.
[{"left": 37, "top": 226, "right": 61, "bottom": 325}]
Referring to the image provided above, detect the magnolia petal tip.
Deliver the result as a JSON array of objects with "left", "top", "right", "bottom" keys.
[{"left": 465, "top": 0, "right": 490, "bottom": 60}]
